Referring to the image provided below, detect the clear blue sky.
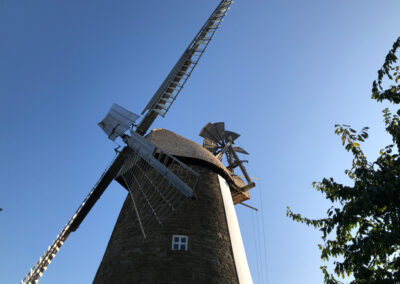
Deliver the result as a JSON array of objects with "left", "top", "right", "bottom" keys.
[{"left": 1, "top": 0, "right": 400, "bottom": 283}]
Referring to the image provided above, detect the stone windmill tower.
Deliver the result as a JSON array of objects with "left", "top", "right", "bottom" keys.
[{"left": 21, "top": 1, "right": 256, "bottom": 283}]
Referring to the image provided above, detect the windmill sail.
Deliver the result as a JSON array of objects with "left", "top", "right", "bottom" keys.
[
  {"left": 98, "top": 103, "right": 140, "bottom": 141},
  {"left": 123, "top": 132, "right": 198, "bottom": 198},
  {"left": 21, "top": 153, "right": 127, "bottom": 284},
  {"left": 136, "top": 0, "right": 234, "bottom": 135},
  {"left": 118, "top": 132, "right": 199, "bottom": 235}
]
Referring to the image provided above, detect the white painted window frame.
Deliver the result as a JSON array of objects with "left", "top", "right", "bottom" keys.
[{"left": 171, "top": 234, "right": 188, "bottom": 251}]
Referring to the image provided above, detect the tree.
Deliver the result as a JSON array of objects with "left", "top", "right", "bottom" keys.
[{"left": 287, "top": 37, "right": 400, "bottom": 283}]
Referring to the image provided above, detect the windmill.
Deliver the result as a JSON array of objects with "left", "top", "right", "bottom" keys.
[{"left": 21, "top": 1, "right": 255, "bottom": 283}]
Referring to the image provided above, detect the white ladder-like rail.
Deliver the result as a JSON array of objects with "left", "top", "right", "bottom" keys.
[
  {"left": 137, "top": 0, "right": 234, "bottom": 135},
  {"left": 20, "top": 154, "right": 125, "bottom": 284}
]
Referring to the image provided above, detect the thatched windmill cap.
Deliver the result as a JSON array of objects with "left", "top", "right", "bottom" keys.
[
  {"left": 146, "top": 128, "right": 249, "bottom": 203},
  {"left": 146, "top": 128, "right": 227, "bottom": 170}
]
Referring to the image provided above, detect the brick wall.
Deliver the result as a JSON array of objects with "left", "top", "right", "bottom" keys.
[{"left": 93, "top": 164, "right": 238, "bottom": 284}]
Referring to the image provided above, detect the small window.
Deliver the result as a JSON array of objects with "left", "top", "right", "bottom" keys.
[{"left": 172, "top": 235, "right": 188, "bottom": 251}]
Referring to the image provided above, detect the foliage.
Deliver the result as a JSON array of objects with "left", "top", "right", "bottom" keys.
[{"left": 287, "top": 37, "right": 400, "bottom": 283}]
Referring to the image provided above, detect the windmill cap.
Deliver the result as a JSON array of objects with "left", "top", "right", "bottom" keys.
[
  {"left": 145, "top": 128, "right": 249, "bottom": 203},
  {"left": 146, "top": 128, "right": 228, "bottom": 173}
]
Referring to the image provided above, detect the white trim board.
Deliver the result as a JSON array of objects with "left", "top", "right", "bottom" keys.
[{"left": 218, "top": 175, "right": 253, "bottom": 284}]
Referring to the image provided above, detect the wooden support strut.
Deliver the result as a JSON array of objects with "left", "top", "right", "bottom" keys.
[{"left": 229, "top": 145, "right": 256, "bottom": 192}]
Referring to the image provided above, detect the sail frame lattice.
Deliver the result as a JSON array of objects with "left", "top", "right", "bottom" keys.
[
  {"left": 118, "top": 132, "right": 199, "bottom": 235},
  {"left": 136, "top": 0, "right": 234, "bottom": 134}
]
